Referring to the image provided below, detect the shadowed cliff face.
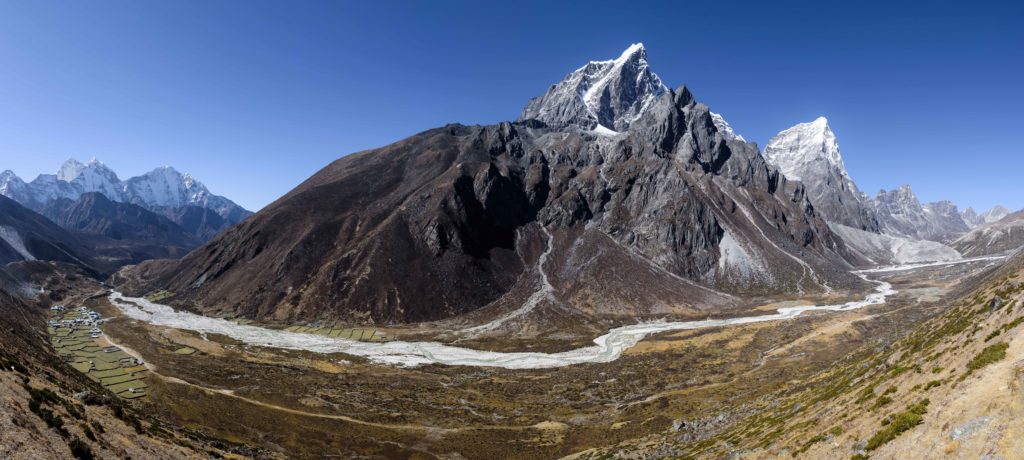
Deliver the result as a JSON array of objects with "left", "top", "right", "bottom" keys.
[
  {"left": 119, "top": 82, "right": 864, "bottom": 326},
  {"left": 0, "top": 195, "right": 97, "bottom": 271}
]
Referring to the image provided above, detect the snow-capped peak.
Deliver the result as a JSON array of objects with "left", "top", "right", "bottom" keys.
[
  {"left": 0, "top": 158, "right": 250, "bottom": 221},
  {"left": 519, "top": 43, "right": 668, "bottom": 132},
  {"left": 981, "top": 205, "right": 1011, "bottom": 224},
  {"left": 763, "top": 117, "right": 880, "bottom": 232},
  {"left": 57, "top": 158, "right": 86, "bottom": 181},
  {"left": 710, "top": 112, "right": 746, "bottom": 142},
  {"left": 763, "top": 117, "right": 844, "bottom": 182}
]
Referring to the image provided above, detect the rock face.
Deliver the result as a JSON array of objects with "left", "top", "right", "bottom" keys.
[
  {"left": 874, "top": 185, "right": 969, "bottom": 242},
  {"left": 0, "top": 159, "right": 250, "bottom": 240},
  {"left": 953, "top": 210, "right": 1024, "bottom": 256},
  {"left": 763, "top": 117, "right": 879, "bottom": 232},
  {"left": 519, "top": 43, "right": 667, "bottom": 132},
  {"left": 124, "top": 45, "right": 866, "bottom": 328},
  {"left": 153, "top": 205, "right": 227, "bottom": 242},
  {"left": 962, "top": 205, "right": 1011, "bottom": 228}
]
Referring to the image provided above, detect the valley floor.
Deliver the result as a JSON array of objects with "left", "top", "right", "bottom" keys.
[{"left": 67, "top": 257, "right": 1005, "bottom": 458}]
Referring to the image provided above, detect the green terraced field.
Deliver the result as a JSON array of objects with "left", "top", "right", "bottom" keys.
[
  {"left": 48, "top": 308, "right": 150, "bottom": 400},
  {"left": 145, "top": 289, "right": 175, "bottom": 302},
  {"left": 282, "top": 325, "right": 389, "bottom": 342}
]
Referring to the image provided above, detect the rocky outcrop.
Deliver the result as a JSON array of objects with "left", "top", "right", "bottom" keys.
[
  {"left": 37, "top": 192, "right": 200, "bottom": 266},
  {"left": 962, "top": 205, "right": 1011, "bottom": 228},
  {"left": 0, "top": 195, "right": 96, "bottom": 270},
  {"left": 875, "top": 185, "right": 969, "bottom": 242},
  {"left": 953, "top": 210, "right": 1024, "bottom": 256}
]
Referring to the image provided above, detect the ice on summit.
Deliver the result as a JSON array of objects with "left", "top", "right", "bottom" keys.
[
  {"left": 763, "top": 117, "right": 845, "bottom": 183},
  {"left": 763, "top": 117, "right": 880, "bottom": 232},
  {"left": 520, "top": 43, "right": 668, "bottom": 132},
  {"left": 710, "top": 112, "right": 746, "bottom": 142}
]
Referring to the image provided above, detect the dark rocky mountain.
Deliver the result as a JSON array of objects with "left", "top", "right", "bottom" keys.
[
  {"left": 953, "top": 210, "right": 1024, "bottom": 256},
  {"left": 153, "top": 205, "right": 228, "bottom": 242},
  {"left": 874, "top": 185, "right": 970, "bottom": 243},
  {"left": 38, "top": 192, "right": 201, "bottom": 267},
  {"left": 119, "top": 45, "right": 867, "bottom": 329},
  {"left": 0, "top": 195, "right": 97, "bottom": 270},
  {"left": 41, "top": 192, "right": 200, "bottom": 249}
]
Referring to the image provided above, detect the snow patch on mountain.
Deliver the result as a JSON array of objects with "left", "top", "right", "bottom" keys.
[
  {"left": 710, "top": 112, "right": 746, "bottom": 142},
  {"left": 764, "top": 117, "right": 844, "bottom": 182}
]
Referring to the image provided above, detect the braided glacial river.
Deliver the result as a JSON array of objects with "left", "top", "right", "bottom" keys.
[{"left": 108, "top": 257, "right": 1003, "bottom": 370}]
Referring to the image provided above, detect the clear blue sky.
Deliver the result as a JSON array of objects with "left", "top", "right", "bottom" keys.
[{"left": 1, "top": 1, "right": 1021, "bottom": 212}]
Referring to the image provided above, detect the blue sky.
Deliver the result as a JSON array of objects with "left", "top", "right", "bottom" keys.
[{"left": 1, "top": 1, "right": 1021, "bottom": 212}]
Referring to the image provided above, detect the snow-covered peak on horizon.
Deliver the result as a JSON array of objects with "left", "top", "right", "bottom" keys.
[
  {"left": 124, "top": 164, "right": 218, "bottom": 210},
  {"left": 710, "top": 112, "right": 746, "bottom": 142},
  {"left": 0, "top": 170, "right": 28, "bottom": 201},
  {"left": 56, "top": 158, "right": 87, "bottom": 181},
  {"left": 963, "top": 205, "right": 1013, "bottom": 228},
  {"left": 0, "top": 158, "right": 250, "bottom": 222},
  {"left": 519, "top": 43, "right": 668, "bottom": 132}
]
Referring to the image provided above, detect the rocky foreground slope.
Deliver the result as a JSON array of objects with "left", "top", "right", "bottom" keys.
[
  {"left": 119, "top": 44, "right": 868, "bottom": 328},
  {"left": 0, "top": 262, "right": 251, "bottom": 459},
  {"left": 581, "top": 249, "right": 1024, "bottom": 459}
]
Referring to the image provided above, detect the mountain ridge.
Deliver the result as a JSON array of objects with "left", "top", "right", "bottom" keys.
[{"left": 0, "top": 158, "right": 251, "bottom": 240}]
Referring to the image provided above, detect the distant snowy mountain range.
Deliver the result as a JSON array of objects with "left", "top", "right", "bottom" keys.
[
  {"left": 1, "top": 158, "right": 251, "bottom": 240},
  {"left": 758, "top": 117, "right": 1012, "bottom": 247}
]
